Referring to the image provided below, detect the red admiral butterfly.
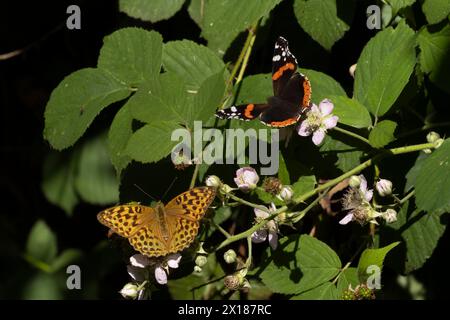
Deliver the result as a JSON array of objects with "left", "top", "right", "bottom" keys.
[{"left": 216, "top": 36, "right": 312, "bottom": 128}]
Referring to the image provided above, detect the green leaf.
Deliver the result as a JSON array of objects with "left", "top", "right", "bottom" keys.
[
  {"left": 26, "top": 220, "right": 58, "bottom": 264},
  {"left": 49, "top": 249, "right": 83, "bottom": 273},
  {"left": 192, "top": 70, "right": 226, "bottom": 123},
  {"left": 422, "top": 0, "right": 450, "bottom": 24},
  {"left": 119, "top": 0, "right": 185, "bottom": 23},
  {"left": 202, "top": 0, "right": 281, "bottom": 56},
  {"left": 368, "top": 120, "right": 397, "bottom": 148},
  {"left": 278, "top": 152, "right": 290, "bottom": 184},
  {"left": 300, "top": 69, "right": 346, "bottom": 105},
  {"left": 44, "top": 68, "right": 131, "bottom": 150},
  {"left": 108, "top": 105, "right": 133, "bottom": 174},
  {"left": 292, "top": 175, "right": 316, "bottom": 197},
  {"left": 42, "top": 150, "right": 79, "bottom": 215},
  {"left": 213, "top": 206, "right": 232, "bottom": 225},
  {"left": 329, "top": 95, "right": 372, "bottom": 129},
  {"left": 98, "top": 28, "right": 163, "bottom": 85},
  {"left": 384, "top": 201, "right": 447, "bottom": 273},
  {"left": 415, "top": 138, "right": 450, "bottom": 213},
  {"left": 354, "top": 21, "right": 416, "bottom": 117},
  {"left": 418, "top": 24, "right": 450, "bottom": 94},
  {"left": 319, "top": 135, "right": 364, "bottom": 172},
  {"left": 405, "top": 152, "right": 428, "bottom": 192},
  {"left": 126, "top": 122, "right": 182, "bottom": 163},
  {"left": 74, "top": 133, "right": 119, "bottom": 205},
  {"left": 129, "top": 73, "right": 189, "bottom": 125},
  {"left": 386, "top": 0, "right": 416, "bottom": 15},
  {"left": 291, "top": 282, "right": 339, "bottom": 300},
  {"left": 357, "top": 242, "right": 400, "bottom": 282},
  {"left": 293, "top": 0, "right": 355, "bottom": 50},
  {"left": 163, "top": 40, "right": 226, "bottom": 91},
  {"left": 259, "top": 235, "right": 341, "bottom": 295},
  {"left": 336, "top": 267, "right": 359, "bottom": 294},
  {"left": 22, "top": 273, "right": 64, "bottom": 300},
  {"left": 188, "top": 0, "right": 204, "bottom": 27}
]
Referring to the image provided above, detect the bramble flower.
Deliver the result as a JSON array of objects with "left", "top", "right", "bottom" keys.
[
  {"left": 297, "top": 99, "right": 339, "bottom": 145},
  {"left": 251, "top": 203, "right": 279, "bottom": 250},
  {"left": 376, "top": 179, "right": 393, "bottom": 197},
  {"left": 234, "top": 167, "right": 259, "bottom": 192},
  {"left": 262, "top": 177, "right": 282, "bottom": 195},
  {"left": 154, "top": 253, "right": 182, "bottom": 285},
  {"left": 339, "top": 175, "right": 381, "bottom": 225}
]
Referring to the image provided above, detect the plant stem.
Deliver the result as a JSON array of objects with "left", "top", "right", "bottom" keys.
[
  {"left": 244, "top": 236, "right": 252, "bottom": 268},
  {"left": 226, "top": 192, "right": 269, "bottom": 211},
  {"left": 189, "top": 162, "right": 201, "bottom": 189},
  {"left": 211, "top": 219, "right": 231, "bottom": 238},
  {"left": 333, "top": 126, "right": 371, "bottom": 146},
  {"left": 236, "top": 22, "right": 259, "bottom": 84},
  {"left": 215, "top": 141, "right": 435, "bottom": 251},
  {"left": 332, "top": 241, "right": 367, "bottom": 285}
]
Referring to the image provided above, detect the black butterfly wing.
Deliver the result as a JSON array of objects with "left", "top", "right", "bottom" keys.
[
  {"left": 259, "top": 97, "right": 301, "bottom": 127},
  {"left": 272, "top": 36, "right": 298, "bottom": 97},
  {"left": 279, "top": 72, "right": 312, "bottom": 112},
  {"left": 215, "top": 103, "right": 270, "bottom": 121}
]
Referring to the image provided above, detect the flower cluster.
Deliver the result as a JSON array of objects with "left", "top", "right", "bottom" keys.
[
  {"left": 251, "top": 203, "right": 279, "bottom": 250},
  {"left": 339, "top": 175, "right": 397, "bottom": 225}
]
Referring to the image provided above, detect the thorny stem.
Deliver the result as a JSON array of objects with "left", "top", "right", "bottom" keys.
[{"left": 215, "top": 142, "right": 436, "bottom": 251}]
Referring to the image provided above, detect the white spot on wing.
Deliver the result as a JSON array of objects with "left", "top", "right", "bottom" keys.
[{"left": 273, "top": 55, "right": 281, "bottom": 61}]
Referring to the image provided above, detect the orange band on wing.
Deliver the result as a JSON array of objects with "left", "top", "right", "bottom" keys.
[
  {"left": 272, "top": 63, "right": 296, "bottom": 80},
  {"left": 244, "top": 104, "right": 255, "bottom": 119},
  {"left": 265, "top": 117, "right": 298, "bottom": 127},
  {"left": 302, "top": 77, "right": 312, "bottom": 108}
]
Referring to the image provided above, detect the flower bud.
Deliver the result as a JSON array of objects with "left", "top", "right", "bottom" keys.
[
  {"left": 433, "top": 138, "right": 444, "bottom": 149},
  {"left": 119, "top": 283, "right": 139, "bottom": 299},
  {"left": 349, "top": 175, "right": 361, "bottom": 188},
  {"left": 195, "top": 255, "right": 208, "bottom": 267},
  {"left": 349, "top": 64, "right": 357, "bottom": 78},
  {"left": 376, "top": 179, "right": 393, "bottom": 197},
  {"left": 278, "top": 185, "right": 293, "bottom": 202},
  {"left": 223, "top": 249, "right": 237, "bottom": 264},
  {"left": 234, "top": 167, "right": 259, "bottom": 191},
  {"left": 382, "top": 209, "right": 397, "bottom": 223},
  {"left": 205, "top": 175, "right": 221, "bottom": 188},
  {"left": 193, "top": 266, "right": 202, "bottom": 273},
  {"left": 426, "top": 131, "right": 440, "bottom": 143}
]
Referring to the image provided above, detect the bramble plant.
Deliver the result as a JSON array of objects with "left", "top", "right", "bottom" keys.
[{"left": 37, "top": 0, "right": 450, "bottom": 300}]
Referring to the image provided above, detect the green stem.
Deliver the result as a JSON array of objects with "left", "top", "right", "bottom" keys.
[
  {"left": 215, "top": 141, "right": 435, "bottom": 251},
  {"left": 189, "top": 162, "right": 200, "bottom": 189},
  {"left": 333, "top": 126, "right": 371, "bottom": 146},
  {"left": 225, "top": 32, "right": 253, "bottom": 94},
  {"left": 244, "top": 236, "right": 252, "bottom": 268},
  {"left": 235, "top": 22, "right": 259, "bottom": 84},
  {"left": 226, "top": 192, "right": 269, "bottom": 211},
  {"left": 398, "top": 190, "right": 415, "bottom": 205},
  {"left": 211, "top": 219, "right": 231, "bottom": 238},
  {"left": 291, "top": 190, "right": 328, "bottom": 224},
  {"left": 332, "top": 241, "right": 367, "bottom": 285}
]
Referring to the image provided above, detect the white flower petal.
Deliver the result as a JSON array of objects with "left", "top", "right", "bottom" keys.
[
  {"left": 297, "top": 121, "right": 312, "bottom": 136},
  {"left": 310, "top": 104, "right": 320, "bottom": 114},
  {"left": 339, "top": 213, "right": 354, "bottom": 225},
  {"left": 251, "top": 229, "right": 268, "bottom": 243},
  {"left": 127, "top": 265, "right": 146, "bottom": 282},
  {"left": 254, "top": 207, "right": 269, "bottom": 219},
  {"left": 365, "top": 189, "right": 373, "bottom": 202},
  {"left": 130, "top": 254, "right": 150, "bottom": 268},
  {"left": 358, "top": 175, "right": 368, "bottom": 193},
  {"left": 312, "top": 129, "right": 326, "bottom": 145},
  {"left": 167, "top": 253, "right": 182, "bottom": 269},
  {"left": 323, "top": 115, "right": 339, "bottom": 129},
  {"left": 319, "top": 99, "right": 334, "bottom": 116},
  {"left": 268, "top": 231, "right": 278, "bottom": 250},
  {"left": 154, "top": 266, "right": 168, "bottom": 285}
]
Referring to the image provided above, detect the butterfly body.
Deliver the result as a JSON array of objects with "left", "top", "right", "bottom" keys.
[
  {"left": 97, "top": 187, "right": 216, "bottom": 257},
  {"left": 216, "top": 36, "right": 312, "bottom": 128}
]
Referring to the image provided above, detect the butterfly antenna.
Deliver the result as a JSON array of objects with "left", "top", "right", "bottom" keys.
[
  {"left": 161, "top": 177, "right": 178, "bottom": 201},
  {"left": 133, "top": 184, "right": 157, "bottom": 202}
]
